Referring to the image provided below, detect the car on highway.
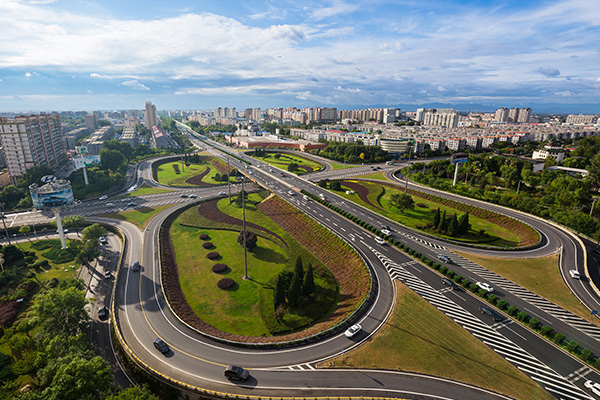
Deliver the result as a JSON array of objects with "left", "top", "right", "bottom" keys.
[
  {"left": 344, "top": 324, "right": 362, "bottom": 338},
  {"left": 132, "top": 260, "right": 140, "bottom": 272},
  {"left": 569, "top": 269, "right": 581, "bottom": 279},
  {"left": 99, "top": 195, "right": 108, "bottom": 200},
  {"left": 127, "top": 202, "right": 136, "bottom": 207},
  {"left": 153, "top": 338, "right": 169, "bottom": 354},
  {"left": 476, "top": 282, "right": 494, "bottom": 292},
  {"left": 99, "top": 236, "right": 108, "bottom": 244},
  {"left": 224, "top": 365, "right": 249, "bottom": 381},
  {"left": 381, "top": 229, "right": 391, "bottom": 236},
  {"left": 585, "top": 380, "right": 600, "bottom": 396},
  {"left": 374, "top": 236, "right": 386, "bottom": 245},
  {"left": 437, "top": 254, "right": 451, "bottom": 263},
  {"left": 56, "top": 228, "right": 69, "bottom": 234},
  {"left": 98, "top": 305, "right": 108, "bottom": 319},
  {"left": 218, "top": 192, "right": 226, "bottom": 196},
  {"left": 106, "top": 202, "right": 114, "bottom": 207},
  {"left": 180, "top": 194, "right": 188, "bottom": 198},
  {"left": 288, "top": 190, "right": 295, "bottom": 196},
  {"left": 189, "top": 194, "right": 197, "bottom": 199},
  {"left": 104, "top": 271, "right": 112, "bottom": 279},
  {"left": 441, "top": 277, "right": 460, "bottom": 290},
  {"left": 479, "top": 306, "right": 502, "bottom": 321},
  {"left": 303, "top": 195, "right": 310, "bottom": 201}
]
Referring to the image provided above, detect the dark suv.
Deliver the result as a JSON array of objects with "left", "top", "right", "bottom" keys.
[
  {"left": 224, "top": 365, "right": 249, "bottom": 381},
  {"left": 479, "top": 306, "right": 502, "bottom": 322},
  {"left": 153, "top": 338, "right": 169, "bottom": 354},
  {"left": 441, "top": 277, "right": 460, "bottom": 290}
]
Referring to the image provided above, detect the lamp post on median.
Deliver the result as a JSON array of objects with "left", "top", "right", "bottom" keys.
[{"left": 0, "top": 203, "right": 10, "bottom": 245}]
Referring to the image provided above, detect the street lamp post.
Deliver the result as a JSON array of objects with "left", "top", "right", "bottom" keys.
[
  {"left": 241, "top": 177, "right": 248, "bottom": 279},
  {"left": 0, "top": 203, "right": 10, "bottom": 245}
]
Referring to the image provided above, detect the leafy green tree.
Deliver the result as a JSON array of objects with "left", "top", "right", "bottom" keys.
[
  {"left": 287, "top": 163, "right": 299, "bottom": 172},
  {"left": 40, "top": 355, "right": 112, "bottom": 400},
  {"left": 17, "top": 165, "right": 55, "bottom": 188},
  {"left": 81, "top": 224, "right": 107, "bottom": 242},
  {"left": 588, "top": 153, "right": 600, "bottom": 185},
  {"left": 33, "top": 287, "right": 90, "bottom": 338},
  {"left": 438, "top": 210, "right": 448, "bottom": 231},
  {"left": 330, "top": 181, "right": 342, "bottom": 191},
  {"left": 100, "top": 148, "right": 125, "bottom": 171},
  {"left": 390, "top": 192, "right": 414, "bottom": 213},
  {"left": 303, "top": 263, "right": 314, "bottom": 295},
  {"left": 432, "top": 208, "right": 441, "bottom": 227},
  {"left": 105, "top": 385, "right": 159, "bottom": 400},
  {"left": 237, "top": 231, "right": 257, "bottom": 251},
  {"left": 287, "top": 273, "right": 302, "bottom": 307},
  {"left": 62, "top": 215, "right": 86, "bottom": 231},
  {"left": 97, "top": 119, "right": 111, "bottom": 127},
  {"left": 458, "top": 212, "right": 470, "bottom": 235},
  {"left": 294, "top": 256, "right": 304, "bottom": 284},
  {"left": 234, "top": 189, "right": 247, "bottom": 206},
  {"left": 317, "top": 179, "right": 328, "bottom": 188},
  {"left": 273, "top": 274, "right": 286, "bottom": 308},
  {"left": 19, "top": 225, "right": 31, "bottom": 234},
  {"left": 448, "top": 215, "right": 459, "bottom": 236}
]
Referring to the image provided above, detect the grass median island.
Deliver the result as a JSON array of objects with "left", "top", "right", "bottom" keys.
[
  {"left": 123, "top": 183, "right": 173, "bottom": 197},
  {"left": 331, "top": 179, "right": 530, "bottom": 247},
  {"left": 169, "top": 193, "right": 369, "bottom": 339},
  {"left": 251, "top": 152, "right": 324, "bottom": 174},
  {"left": 322, "top": 282, "right": 554, "bottom": 400},
  {"left": 455, "top": 251, "right": 600, "bottom": 326},
  {"left": 156, "top": 157, "right": 235, "bottom": 186},
  {"left": 103, "top": 204, "right": 173, "bottom": 229}
]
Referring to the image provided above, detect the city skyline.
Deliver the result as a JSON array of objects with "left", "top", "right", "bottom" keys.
[{"left": 0, "top": 0, "right": 599, "bottom": 113}]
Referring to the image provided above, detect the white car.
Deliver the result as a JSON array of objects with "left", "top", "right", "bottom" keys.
[
  {"left": 218, "top": 192, "right": 227, "bottom": 196},
  {"left": 344, "top": 324, "right": 362, "bottom": 338},
  {"left": 569, "top": 269, "right": 581, "bottom": 279},
  {"left": 99, "top": 195, "right": 108, "bottom": 200},
  {"left": 585, "top": 380, "right": 600, "bottom": 396},
  {"left": 374, "top": 236, "right": 385, "bottom": 245},
  {"left": 288, "top": 190, "right": 295, "bottom": 196},
  {"left": 476, "top": 282, "right": 494, "bottom": 292},
  {"left": 99, "top": 236, "right": 108, "bottom": 244},
  {"left": 381, "top": 229, "right": 391, "bottom": 236}
]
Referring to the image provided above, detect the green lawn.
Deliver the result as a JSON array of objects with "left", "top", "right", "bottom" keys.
[
  {"left": 455, "top": 251, "right": 600, "bottom": 326},
  {"left": 18, "top": 239, "right": 81, "bottom": 283},
  {"left": 330, "top": 163, "right": 361, "bottom": 170},
  {"left": 102, "top": 205, "right": 173, "bottom": 229},
  {"left": 334, "top": 180, "right": 520, "bottom": 247},
  {"left": 323, "top": 283, "right": 554, "bottom": 400},
  {"left": 156, "top": 159, "right": 234, "bottom": 186},
  {"left": 252, "top": 152, "right": 324, "bottom": 174},
  {"left": 123, "top": 183, "right": 173, "bottom": 197},
  {"left": 172, "top": 196, "right": 338, "bottom": 336}
]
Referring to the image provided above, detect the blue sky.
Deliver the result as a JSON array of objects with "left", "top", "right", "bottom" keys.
[{"left": 0, "top": 0, "right": 599, "bottom": 113}]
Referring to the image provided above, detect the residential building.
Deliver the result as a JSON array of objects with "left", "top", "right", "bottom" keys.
[
  {"left": 84, "top": 114, "right": 98, "bottom": 130},
  {"left": 144, "top": 101, "right": 157, "bottom": 129},
  {"left": 517, "top": 108, "right": 531, "bottom": 123},
  {"left": 508, "top": 108, "right": 520, "bottom": 123},
  {"left": 566, "top": 114, "right": 597, "bottom": 125},
  {"left": 423, "top": 109, "right": 459, "bottom": 128},
  {"left": 447, "top": 138, "right": 466, "bottom": 151},
  {"left": 151, "top": 126, "right": 171, "bottom": 149},
  {"left": 64, "top": 127, "right": 92, "bottom": 150},
  {"left": 378, "top": 136, "right": 410, "bottom": 156},
  {"left": 0, "top": 114, "right": 67, "bottom": 184},
  {"left": 427, "top": 139, "right": 447, "bottom": 151},
  {"left": 494, "top": 107, "right": 509, "bottom": 123},
  {"left": 466, "top": 136, "right": 482, "bottom": 151}
]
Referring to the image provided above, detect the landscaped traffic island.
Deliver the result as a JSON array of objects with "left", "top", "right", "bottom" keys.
[
  {"left": 153, "top": 155, "right": 238, "bottom": 186},
  {"left": 250, "top": 150, "right": 324, "bottom": 175},
  {"left": 324, "top": 179, "right": 540, "bottom": 248},
  {"left": 159, "top": 191, "right": 370, "bottom": 343}
]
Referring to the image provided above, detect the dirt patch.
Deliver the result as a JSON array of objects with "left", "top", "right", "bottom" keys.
[
  {"left": 339, "top": 180, "right": 381, "bottom": 209},
  {"left": 298, "top": 165, "right": 314, "bottom": 173},
  {"left": 185, "top": 166, "right": 212, "bottom": 186}
]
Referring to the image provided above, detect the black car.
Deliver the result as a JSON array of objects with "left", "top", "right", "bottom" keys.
[
  {"left": 441, "top": 277, "right": 460, "bottom": 290},
  {"left": 224, "top": 365, "right": 249, "bottom": 381},
  {"left": 180, "top": 194, "right": 188, "bottom": 198},
  {"left": 479, "top": 306, "right": 502, "bottom": 321},
  {"left": 153, "top": 338, "right": 169, "bottom": 353},
  {"left": 98, "top": 305, "right": 108, "bottom": 319}
]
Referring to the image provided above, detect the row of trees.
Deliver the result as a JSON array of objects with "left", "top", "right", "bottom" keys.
[
  {"left": 311, "top": 142, "right": 390, "bottom": 164},
  {"left": 273, "top": 257, "right": 314, "bottom": 309}
]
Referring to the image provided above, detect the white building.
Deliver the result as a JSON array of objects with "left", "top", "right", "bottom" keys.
[
  {"left": 144, "top": 101, "right": 157, "bottom": 129},
  {"left": 423, "top": 109, "right": 459, "bottom": 128}
]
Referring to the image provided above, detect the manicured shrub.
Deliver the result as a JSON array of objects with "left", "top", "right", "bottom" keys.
[
  {"left": 453, "top": 274, "right": 462, "bottom": 283},
  {"left": 566, "top": 340, "right": 580, "bottom": 353},
  {"left": 477, "top": 289, "right": 488, "bottom": 298},
  {"left": 507, "top": 305, "right": 519, "bottom": 316},
  {"left": 407, "top": 249, "right": 415, "bottom": 256},
  {"left": 517, "top": 311, "right": 529, "bottom": 322},
  {"left": 496, "top": 300, "right": 508, "bottom": 310},
  {"left": 199, "top": 234, "right": 209, "bottom": 240},
  {"left": 461, "top": 279, "right": 470, "bottom": 287},
  {"left": 528, "top": 318, "right": 539, "bottom": 330},
  {"left": 594, "top": 357, "right": 600, "bottom": 369},
  {"left": 440, "top": 266, "right": 448, "bottom": 275},
  {"left": 580, "top": 348, "right": 593, "bottom": 362},
  {"left": 48, "top": 278, "right": 59, "bottom": 288},
  {"left": 469, "top": 283, "right": 479, "bottom": 292},
  {"left": 206, "top": 252, "right": 220, "bottom": 260},
  {"left": 487, "top": 294, "right": 497, "bottom": 305},
  {"left": 433, "top": 262, "right": 441, "bottom": 270},
  {"left": 553, "top": 333, "right": 565, "bottom": 345},
  {"left": 415, "top": 252, "right": 422, "bottom": 259},
  {"left": 540, "top": 325, "right": 553, "bottom": 337},
  {"left": 217, "top": 278, "right": 235, "bottom": 290},
  {"left": 211, "top": 263, "right": 227, "bottom": 273},
  {"left": 446, "top": 270, "right": 455, "bottom": 278},
  {"left": 202, "top": 242, "right": 213, "bottom": 249}
]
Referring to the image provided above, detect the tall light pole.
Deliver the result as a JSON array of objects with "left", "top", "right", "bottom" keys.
[
  {"left": 0, "top": 203, "right": 10, "bottom": 245},
  {"left": 240, "top": 176, "right": 248, "bottom": 280}
]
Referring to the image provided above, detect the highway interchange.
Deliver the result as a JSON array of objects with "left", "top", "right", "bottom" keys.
[{"left": 6, "top": 131, "right": 600, "bottom": 399}]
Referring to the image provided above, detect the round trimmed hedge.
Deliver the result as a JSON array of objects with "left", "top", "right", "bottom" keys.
[
  {"left": 202, "top": 242, "right": 213, "bottom": 249},
  {"left": 199, "top": 234, "right": 209, "bottom": 240},
  {"left": 206, "top": 252, "right": 220, "bottom": 260},
  {"left": 217, "top": 278, "right": 235, "bottom": 290},
  {"left": 212, "top": 263, "right": 227, "bottom": 273}
]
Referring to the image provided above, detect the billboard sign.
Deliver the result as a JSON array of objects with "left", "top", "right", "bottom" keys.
[
  {"left": 72, "top": 155, "right": 101, "bottom": 170},
  {"left": 76, "top": 146, "right": 89, "bottom": 155},
  {"left": 451, "top": 153, "right": 469, "bottom": 164},
  {"left": 29, "top": 180, "right": 74, "bottom": 209},
  {"left": 41, "top": 175, "right": 56, "bottom": 184}
]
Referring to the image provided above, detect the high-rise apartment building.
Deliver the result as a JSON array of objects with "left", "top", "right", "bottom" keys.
[
  {"left": 508, "top": 108, "right": 520, "bottom": 123},
  {"left": 423, "top": 109, "right": 459, "bottom": 128},
  {"left": 566, "top": 114, "right": 597, "bottom": 125},
  {"left": 144, "top": 101, "right": 157, "bottom": 128},
  {"left": 84, "top": 113, "right": 98, "bottom": 130},
  {"left": 495, "top": 107, "right": 509, "bottom": 123},
  {"left": 517, "top": 108, "right": 531, "bottom": 123},
  {"left": 0, "top": 114, "right": 67, "bottom": 184}
]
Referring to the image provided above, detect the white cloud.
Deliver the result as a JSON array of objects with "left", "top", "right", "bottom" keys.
[
  {"left": 555, "top": 90, "right": 574, "bottom": 96},
  {"left": 378, "top": 42, "right": 408, "bottom": 52},
  {"left": 90, "top": 73, "right": 111, "bottom": 79},
  {"left": 24, "top": 72, "right": 32, "bottom": 77},
  {"left": 536, "top": 66, "right": 560, "bottom": 77},
  {"left": 334, "top": 85, "right": 360, "bottom": 93},
  {"left": 121, "top": 80, "right": 150, "bottom": 91},
  {"left": 310, "top": 1, "right": 359, "bottom": 21}
]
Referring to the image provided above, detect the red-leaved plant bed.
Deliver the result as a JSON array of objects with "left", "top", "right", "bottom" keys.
[
  {"left": 212, "top": 263, "right": 227, "bottom": 273},
  {"left": 206, "top": 252, "right": 220, "bottom": 260},
  {"left": 202, "top": 242, "right": 213, "bottom": 249},
  {"left": 217, "top": 278, "right": 235, "bottom": 290}
]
